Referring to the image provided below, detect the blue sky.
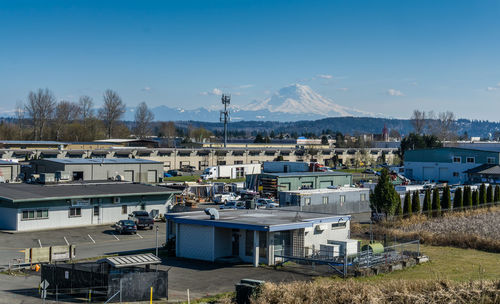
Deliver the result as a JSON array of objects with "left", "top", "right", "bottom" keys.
[{"left": 1, "top": 0, "right": 500, "bottom": 120}]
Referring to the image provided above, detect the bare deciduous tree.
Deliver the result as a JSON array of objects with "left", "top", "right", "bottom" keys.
[
  {"left": 411, "top": 110, "right": 426, "bottom": 134},
  {"left": 436, "top": 111, "right": 457, "bottom": 141},
  {"left": 98, "top": 90, "right": 126, "bottom": 139},
  {"left": 25, "top": 88, "right": 56, "bottom": 140},
  {"left": 15, "top": 101, "right": 25, "bottom": 139},
  {"left": 133, "top": 102, "right": 154, "bottom": 138},
  {"left": 78, "top": 95, "right": 94, "bottom": 123},
  {"left": 53, "top": 101, "right": 80, "bottom": 140}
]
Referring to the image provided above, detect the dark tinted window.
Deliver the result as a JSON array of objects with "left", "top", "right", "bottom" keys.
[{"left": 134, "top": 211, "right": 149, "bottom": 216}]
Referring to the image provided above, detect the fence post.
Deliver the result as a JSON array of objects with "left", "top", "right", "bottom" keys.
[
  {"left": 119, "top": 279, "right": 122, "bottom": 303},
  {"left": 150, "top": 286, "right": 153, "bottom": 304},
  {"left": 343, "top": 245, "right": 347, "bottom": 278}
]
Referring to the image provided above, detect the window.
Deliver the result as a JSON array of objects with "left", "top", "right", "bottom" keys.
[
  {"left": 234, "top": 160, "right": 243, "bottom": 165},
  {"left": 22, "top": 209, "right": 48, "bottom": 220},
  {"left": 331, "top": 222, "right": 347, "bottom": 229},
  {"left": 360, "top": 194, "right": 367, "bottom": 201},
  {"left": 453, "top": 156, "right": 461, "bottom": 163},
  {"left": 121, "top": 205, "right": 127, "bottom": 214},
  {"left": 466, "top": 157, "right": 475, "bottom": 163},
  {"left": 69, "top": 207, "right": 82, "bottom": 217},
  {"left": 453, "top": 172, "right": 459, "bottom": 177},
  {"left": 487, "top": 157, "right": 496, "bottom": 164},
  {"left": 93, "top": 206, "right": 99, "bottom": 216},
  {"left": 235, "top": 167, "right": 245, "bottom": 178},
  {"left": 304, "top": 197, "right": 311, "bottom": 206},
  {"left": 140, "top": 203, "right": 146, "bottom": 211},
  {"left": 322, "top": 196, "right": 329, "bottom": 205},
  {"left": 217, "top": 160, "right": 226, "bottom": 165},
  {"left": 340, "top": 195, "right": 346, "bottom": 203}
]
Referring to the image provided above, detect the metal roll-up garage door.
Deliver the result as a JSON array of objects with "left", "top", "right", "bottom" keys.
[
  {"left": 0, "top": 166, "right": 12, "bottom": 182},
  {"left": 147, "top": 170, "right": 157, "bottom": 183},
  {"left": 123, "top": 170, "right": 134, "bottom": 181}
]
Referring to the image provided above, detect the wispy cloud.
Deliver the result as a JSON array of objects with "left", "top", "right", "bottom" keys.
[
  {"left": 238, "top": 84, "right": 254, "bottom": 89},
  {"left": 336, "top": 87, "right": 349, "bottom": 91},
  {"left": 387, "top": 89, "right": 404, "bottom": 96},
  {"left": 486, "top": 82, "right": 500, "bottom": 91},
  {"left": 317, "top": 74, "right": 333, "bottom": 79},
  {"left": 142, "top": 86, "right": 152, "bottom": 92},
  {"left": 200, "top": 88, "right": 223, "bottom": 96}
]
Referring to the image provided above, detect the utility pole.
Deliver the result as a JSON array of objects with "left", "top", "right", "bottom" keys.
[{"left": 220, "top": 94, "right": 231, "bottom": 148}]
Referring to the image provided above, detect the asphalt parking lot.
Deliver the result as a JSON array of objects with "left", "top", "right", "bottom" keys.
[{"left": 0, "top": 223, "right": 166, "bottom": 267}]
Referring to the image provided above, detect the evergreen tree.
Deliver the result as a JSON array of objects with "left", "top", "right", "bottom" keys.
[
  {"left": 369, "top": 168, "right": 400, "bottom": 216},
  {"left": 432, "top": 188, "right": 441, "bottom": 217},
  {"left": 472, "top": 189, "right": 479, "bottom": 207},
  {"left": 422, "top": 189, "right": 432, "bottom": 217},
  {"left": 453, "top": 187, "right": 463, "bottom": 211},
  {"left": 411, "top": 191, "right": 421, "bottom": 214},
  {"left": 464, "top": 186, "right": 473, "bottom": 209},
  {"left": 442, "top": 186, "right": 452, "bottom": 212},
  {"left": 479, "top": 183, "right": 487, "bottom": 205},
  {"left": 486, "top": 184, "right": 493, "bottom": 204},
  {"left": 495, "top": 185, "right": 500, "bottom": 205},
  {"left": 395, "top": 195, "right": 403, "bottom": 219},
  {"left": 403, "top": 191, "right": 412, "bottom": 217}
]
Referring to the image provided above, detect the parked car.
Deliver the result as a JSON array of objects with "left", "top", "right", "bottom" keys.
[
  {"left": 266, "top": 202, "right": 280, "bottom": 209},
  {"left": 220, "top": 200, "right": 246, "bottom": 210},
  {"left": 163, "top": 172, "right": 172, "bottom": 178},
  {"left": 363, "top": 169, "right": 376, "bottom": 174},
  {"left": 167, "top": 170, "right": 181, "bottom": 177},
  {"left": 213, "top": 192, "right": 241, "bottom": 204},
  {"left": 255, "top": 198, "right": 275, "bottom": 208},
  {"left": 179, "top": 165, "right": 196, "bottom": 172},
  {"left": 128, "top": 211, "right": 154, "bottom": 229},
  {"left": 114, "top": 220, "right": 137, "bottom": 234}
]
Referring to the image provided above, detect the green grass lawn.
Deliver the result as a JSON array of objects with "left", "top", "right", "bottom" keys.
[{"left": 349, "top": 245, "right": 500, "bottom": 282}]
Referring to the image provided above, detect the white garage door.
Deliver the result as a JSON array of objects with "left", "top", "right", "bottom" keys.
[
  {"left": 178, "top": 224, "right": 214, "bottom": 261},
  {"left": 0, "top": 166, "right": 12, "bottom": 181},
  {"left": 123, "top": 170, "right": 134, "bottom": 181},
  {"left": 147, "top": 170, "right": 157, "bottom": 183}
]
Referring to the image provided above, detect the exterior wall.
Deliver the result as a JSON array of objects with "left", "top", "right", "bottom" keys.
[
  {"left": 1, "top": 148, "right": 398, "bottom": 169},
  {"left": 0, "top": 206, "right": 18, "bottom": 230},
  {"left": 213, "top": 227, "right": 232, "bottom": 259},
  {"left": 303, "top": 221, "right": 350, "bottom": 249},
  {"left": 279, "top": 189, "right": 370, "bottom": 206},
  {"left": 177, "top": 224, "right": 214, "bottom": 261},
  {"left": 404, "top": 161, "right": 478, "bottom": 184},
  {"left": 31, "top": 160, "right": 163, "bottom": 183},
  {"left": 275, "top": 174, "right": 352, "bottom": 191},
  {"left": 3, "top": 194, "right": 171, "bottom": 231}
]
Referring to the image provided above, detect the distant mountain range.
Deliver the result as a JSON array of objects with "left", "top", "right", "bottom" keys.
[{"left": 124, "top": 84, "right": 382, "bottom": 122}]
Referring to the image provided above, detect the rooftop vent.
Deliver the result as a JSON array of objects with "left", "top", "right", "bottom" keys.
[{"left": 204, "top": 208, "right": 219, "bottom": 220}]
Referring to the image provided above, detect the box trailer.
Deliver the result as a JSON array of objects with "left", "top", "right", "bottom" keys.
[
  {"left": 262, "top": 161, "right": 309, "bottom": 173},
  {"left": 201, "top": 164, "right": 261, "bottom": 180}
]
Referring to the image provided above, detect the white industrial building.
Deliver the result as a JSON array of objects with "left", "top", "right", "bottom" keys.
[
  {"left": 166, "top": 209, "right": 353, "bottom": 267},
  {"left": 0, "top": 182, "right": 180, "bottom": 231}
]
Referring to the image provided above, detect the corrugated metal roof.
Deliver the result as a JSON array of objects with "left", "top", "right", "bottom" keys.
[
  {"left": 262, "top": 171, "right": 351, "bottom": 177},
  {"left": 98, "top": 253, "right": 161, "bottom": 268},
  {"left": 38, "top": 158, "right": 161, "bottom": 164}
]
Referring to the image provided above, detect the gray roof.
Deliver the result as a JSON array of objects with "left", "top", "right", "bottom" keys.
[
  {"left": 465, "top": 164, "right": 500, "bottom": 175},
  {"left": 261, "top": 171, "right": 351, "bottom": 177},
  {"left": 98, "top": 253, "right": 161, "bottom": 268},
  {"left": 0, "top": 140, "right": 67, "bottom": 145},
  {"left": 166, "top": 209, "right": 349, "bottom": 232},
  {"left": 0, "top": 160, "right": 19, "bottom": 166},
  {"left": 0, "top": 182, "right": 180, "bottom": 203},
  {"left": 37, "top": 158, "right": 161, "bottom": 165}
]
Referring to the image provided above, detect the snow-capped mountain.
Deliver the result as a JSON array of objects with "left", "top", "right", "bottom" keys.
[{"left": 240, "top": 84, "right": 376, "bottom": 117}]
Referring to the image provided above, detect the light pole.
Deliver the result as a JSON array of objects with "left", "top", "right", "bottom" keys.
[{"left": 155, "top": 225, "right": 159, "bottom": 257}]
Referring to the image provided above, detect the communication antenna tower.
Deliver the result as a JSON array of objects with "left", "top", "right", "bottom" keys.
[{"left": 220, "top": 94, "right": 231, "bottom": 148}]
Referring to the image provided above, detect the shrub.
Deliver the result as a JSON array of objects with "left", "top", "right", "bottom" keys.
[
  {"left": 395, "top": 195, "right": 403, "bottom": 219},
  {"left": 464, "top": 186, "right": 473, "bottom": 209},
  {"left": 487, "top": 184, "right": 493, "bottom": 203},
  {"left": 370, "top": 168, "right": 400, "bottom": 215},
  {"left": 480, "top": 183, "right": 487, "bottom": 205},
  {"left": 422, "top": 189, "right": 432, "bottom": 217},
  {"left": 403, "top": 192, "right": 412, "bottom": 217},
  {"left": 495, "top": 185, "right": 500, "bottom": 205},
  {"left": 453, "top": 187, "right": 463, "bottom": 210},
  {"left": 411, "top": 190, "right": 421, "bottom": 214},
  {"left": 442, "top": 186, "right": 451, "bottom": 212},
  {"left": 473, "top": 189, "right": 479, "bottom": 207},
  {"left": 431, "top": 188, "right": 441, "bottom": 217}
]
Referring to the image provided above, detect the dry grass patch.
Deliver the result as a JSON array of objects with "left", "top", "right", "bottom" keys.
[{"left": 252, "top": 279, "right": 500, "bottom": 304}]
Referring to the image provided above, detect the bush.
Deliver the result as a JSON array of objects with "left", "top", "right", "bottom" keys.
[
  {"left": 495, "top": 185, "right": 500, "bottom": 205},
  {"left": 453, "top": 187, "right": 463, "bottom": 210},
  {"left": 487, "top": 184, "right": 493, "bottom": 203},
  {"left": 464, "top": 186, "right": 473, "bottom": 209},
  {"left": 403, "top": 192, "right": 412, "bottom": 217},
  {"left": 442, "top": 186, "right": 451, "bottom": 211},
  {"left": 480, "top": 183, "right": 487, "bottom": 205},
  {"left": 423, "top": 189, "right": 432, "bottom": 217},
  {"left": 395, "top": 195, "right": 403, "bottom": 219},
  {"left": 432, "top": 188, "right": 441, "bottom": 217},
  {"left": 411, "top": 191, "right": 421, "bottom": 214},
  {"left": 473, "top": 189, "right": 480, "bottom": 207}
]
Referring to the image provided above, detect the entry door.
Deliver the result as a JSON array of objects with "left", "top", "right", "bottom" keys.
[
  {"left": 232, "top": 230, "right": 240, "bottom": 256},
  {"left": 92, "top": 200, "right": 101, "bottom": 224},
  {"left": 147, "top": 170, "right": 157, "bottom": 183}
]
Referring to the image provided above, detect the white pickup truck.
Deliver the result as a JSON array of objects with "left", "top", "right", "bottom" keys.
[{"left": 213, "top": 193, "right": 241, "bottom": 204}]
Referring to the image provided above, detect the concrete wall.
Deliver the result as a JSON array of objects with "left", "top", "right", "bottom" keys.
[
  {"left": 214, "top": 227, "right": 232, "bottom": 259},
  {"left": 177, "top": 224, "right": 214, "bottom": 261},
  {"left": 404, "top": 161, "right": 478, "bottom": 184},
  {"left": 303, "top": 220, "right": 350, "bottom": 249}
]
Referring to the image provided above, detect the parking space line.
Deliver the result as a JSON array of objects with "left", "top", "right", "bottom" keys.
[
  {"left": 64, "top": 237, "right": 69, "bottom": 246},
  {"left": 88, "top": 234, "right": 96, "bottom": 244},
  {"left": 38, "top": 239, "right": 42, "bottom": 248},
  {"left": 136, "top": 233, "right": 143, "bottom": 239},
  {"left": 111, "top": 233, "right": 119, "bottom": 241}
]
